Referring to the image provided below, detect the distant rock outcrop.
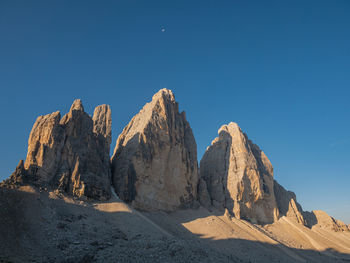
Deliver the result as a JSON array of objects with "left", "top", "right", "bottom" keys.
[
  {"left": 8, "top": 100, "right": 112, "bottom": 200},
  {"left": 111, "top": 89, "right": 198, "bottom": 211},
  {"left": 199, "top": 122, "right": 279, "bottom": 224},
  {"left": 303, "top": 210, "right": 350, "bottom": 232}
]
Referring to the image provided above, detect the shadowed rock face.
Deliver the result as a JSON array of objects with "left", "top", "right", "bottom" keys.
[
  {"left": 273, "top": 180, "right": 305, "bottom": 225},
  {"left": 111, "top": 89, "right": 198, "bottom": 211},
  {"left": 9, "top": 100, "right": 112, "bottom": 200},
  {"left": 199, "top": 122, "right": 279, "bottom": 224}
]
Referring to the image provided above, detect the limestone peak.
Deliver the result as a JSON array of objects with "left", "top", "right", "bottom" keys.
[
  {"left": 70, "top": 99, "right": 84, "bottom": 112},
  {"left": 111, "top": 89, "right": 198, "bottom": 211},
  {"left": 199, "top": 122, "right": 279, "bottom": 224},
  {"left": 151, "top": 88, "right": 175, "bottom": 103},
  {"left": 218, "top": 122, "right": 240, "bottom": 134}
]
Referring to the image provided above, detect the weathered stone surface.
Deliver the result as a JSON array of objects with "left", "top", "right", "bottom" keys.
[
  {"left": 93, "top": 104, "right": 112, "bottom": 145},
  {"left": 93, "top": 105, "right": 112, "bottom": 176},
  {"left": 111, "top": 89, "right": 198, "bottom": 211},
  {"left": 197, "top": 178, "right": 211, "bottom": 210},
  {"left": 303, "top": 210, "right": 350, "bottom": 232},
  {"left": 199, "top": 122, "right": 279, "bottom": 224},
  {"left": 10, "top": 99, "right": 112, "bottom": 200},
  {"left": 273, "top": 180, "right": 305, "bottom": 225},
  {"left": 5, "top": 160, "right": 26, "bottom": 186},
  {"left": 24, "top": 111, "right": 64, "bottom": 183}
]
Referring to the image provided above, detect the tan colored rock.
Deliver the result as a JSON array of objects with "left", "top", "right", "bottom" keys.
[
  {"left": 93, "top": 104, "right": 112, "bottom": 172},
  {"left": 24, "top": 111, "right": 64, "bottom": 183},
  {"left": 199, "top": 122, "right": 279, "bottom": 224},
  {"left": 273, "top": 180, "right": 305, "bottom": 225},
  {"left": 304, "top": 210, "right": 350, "bottom": 232},
  {"left": 11, "top": 99, "right": 112, "bottom": 200},
  {"left": 111, "top": 89, "right": 198, "bottom": 211},
  {"left": 93, "top": 104, "right": 112, "bottom": 145}
]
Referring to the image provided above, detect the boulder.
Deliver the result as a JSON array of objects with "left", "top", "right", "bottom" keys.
[{"left": 111, "top": 89, "right": 198, "bottom": 211}]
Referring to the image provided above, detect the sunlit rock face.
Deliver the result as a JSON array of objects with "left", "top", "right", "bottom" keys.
[
  {"left": 111, "top": 89, "right": 198, "bottom": 211},
  {"left": 10, "top": 100, "right": 112, "bottom": 200},
  {"left": 199, "top": 122, "right": 279, "bottom": 224}
]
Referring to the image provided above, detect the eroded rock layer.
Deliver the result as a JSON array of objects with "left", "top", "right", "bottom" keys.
[
  {"left": 199, "top": 122, "right": 279, "bottom": 224},
  {"left": 9, "top": 100, "right": 112, "bottom": 200},
  {"left": 111, "top": 89, "right": 198, "bottom": 211}
]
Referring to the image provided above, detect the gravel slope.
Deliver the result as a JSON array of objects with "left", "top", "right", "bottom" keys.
[{"left": 0, "top": 185, "right": 349, "bottom": 263}]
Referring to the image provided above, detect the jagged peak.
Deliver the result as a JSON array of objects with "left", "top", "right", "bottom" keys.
[
  {"left": 207, "top": 122, "right": 243, "bottom": 147},
  {"left": 70, "top": 99, "right": 84, "bottom": 112},
  {"left": 218, "top": 122, "right": 241, "bottom": 135},
  {"left": 93, "top": 104, "right": 111, "bottom": 121},
  {"left": 118, "top": 89, "right": 180, "bottom": 144},
  {"left": 93, "top": 104, "right": 112, "bottom": 143},
  {"left": 94, "top": 104, "right": 110, "bottom": 110},
  {"left": 151, "top": 88, "right": 175, "bottom": 103}
]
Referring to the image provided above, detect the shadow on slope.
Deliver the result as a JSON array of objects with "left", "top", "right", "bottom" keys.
[
  {"left": 1, "top": 185, "right": 350, "bottom": 263},
  {"left": 0, "top": 186, "right": 223, "bottom": 263},
  {"left": 143, "top": 206, "right": 350, "bottom": 263}
]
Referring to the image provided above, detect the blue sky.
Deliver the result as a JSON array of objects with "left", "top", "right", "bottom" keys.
[{"left": 1, "top": 0, "right": 349, "bottom": 223}]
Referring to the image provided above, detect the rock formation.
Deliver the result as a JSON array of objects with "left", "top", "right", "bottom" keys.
[
  {"left": 199, "top": 122, "right": 279, "bottom": 224},
  {"left": 3, "top": 90, "right": 348, "bottom": 237},
  {"left": 111, "top": 89, "right": 198, "bottom": 211},
  {"left": 8, "top": 100, "right": 112, "bottom": 200},
  {"left": 303, "top": 210, "right": 350, "bottom": 232},
  {"left": 273, "top": 180, "right": 305, "bottom": 225}
]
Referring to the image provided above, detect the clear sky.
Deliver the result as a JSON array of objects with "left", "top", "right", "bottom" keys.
[{"left": 1, "top": 0, "right": 349, "bottom": 223}]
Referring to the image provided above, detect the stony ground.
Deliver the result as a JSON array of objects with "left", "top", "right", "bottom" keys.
[
  {"left": 0, "top": 185, "right": 350, "bottom": 263},
  {"left": 0, "top": 185, "right": 228, "bottom": 263}
]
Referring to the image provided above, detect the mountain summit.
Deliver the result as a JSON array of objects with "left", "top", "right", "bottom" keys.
[
  {"left": 111, "top": 88, "right": 198, "bottom": 211},
  {"left": 199, "top": 122, "right": 279, "bottom": 224}
]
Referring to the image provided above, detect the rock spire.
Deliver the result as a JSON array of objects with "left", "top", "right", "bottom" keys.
[
  {"left": 199, "top": 122, "right": 279, "bottom": 224},
  {"left": 111, "top": 89, "right": 198, "bottom": 211},
  {"left": 10, "top": 99, "right": 112, "bottom": 200}
]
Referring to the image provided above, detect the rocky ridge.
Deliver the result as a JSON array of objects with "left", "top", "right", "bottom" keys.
[
  {"left": 2, "top": 89, "right": 348, "bottom": 231},
  {"left": 304, "top": 210, "right": 350, "bottom": 232},
  {"left": 1, "top": 89, "right": 349, "bottom": 262},
  {"left": 6, "top": 99, "right": 112, "bottom": 200}
]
